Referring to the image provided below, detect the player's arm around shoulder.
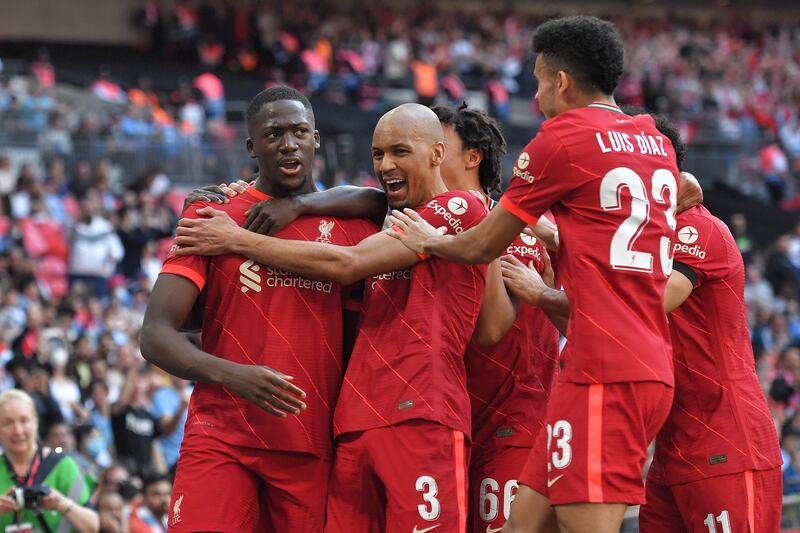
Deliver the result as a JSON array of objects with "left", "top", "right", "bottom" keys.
[{"left": 389, "top": 192, "right": 526, "bottom": 263}]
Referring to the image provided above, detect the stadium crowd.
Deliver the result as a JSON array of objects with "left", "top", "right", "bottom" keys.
[
  {"left": 0, "top": 4, "right": 797, "bottom": 532},
  {"left": 0, "top": 3, "right": 799, "bottom": 203}
]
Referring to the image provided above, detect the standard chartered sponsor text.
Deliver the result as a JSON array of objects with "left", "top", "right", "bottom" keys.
[{"left": 263, "top": 266, "right": 334, "bottom": 293}]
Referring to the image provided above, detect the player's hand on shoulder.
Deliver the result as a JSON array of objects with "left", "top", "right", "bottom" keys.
[
  {"left": 224, "top": 363, "right": 308, "bottom": 417},
  {"left": 175, "top": 207, "right": 241, "bottom": 256},
  {"left": 386, "top": 208, "right": 446, "bottom": 255},
  {"left": 500, "top": 254, "right": 550, "bottom": 306},
  {"left": 182, "top": 180, "right": 250, "bottom": 210},
  {"left": 244, "top": 196, "right": 301, "bottom": 235}
]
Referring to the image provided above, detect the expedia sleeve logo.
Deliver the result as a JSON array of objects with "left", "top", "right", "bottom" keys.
[
  {"left": 512, "top": 151, "right": 534, "bottom": 183},
  {"left": 506, "top": 233, "right": 542, "bottom": 261},
  {"left": 673, "top": 225, "right": 706, "bottom": 259},
  {"left": 425, "top": 195, "right": 470, "bottom": 234}
]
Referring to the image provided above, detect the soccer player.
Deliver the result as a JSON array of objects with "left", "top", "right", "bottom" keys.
[
  {"left": 388, "top": 16, "right": 678, "bottom": 533},
  {"left": 638, "top": 118, "right": 783, "bottom": 533},
  {"left": 432, "top": 103, "right": 561, "bottom": 533},
  {"left": 172, "top": 102, "right": 516, "bottom": 531},
  {"left": 140, "top": 87, "right": 378, "bottom": 531}
]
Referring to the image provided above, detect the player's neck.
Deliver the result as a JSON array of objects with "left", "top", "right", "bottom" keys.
[
  {"left": 252, "top": 174, "right": 316, "bottom": 199},
  {"left": 414, "top": 177, "right": 449, "bottom": 208},
  {"left": 447, "top": 172, "right": 482, "bottom": 196},
  {"left": 568, "top": 93, "right": 616, "bottom": 112}
]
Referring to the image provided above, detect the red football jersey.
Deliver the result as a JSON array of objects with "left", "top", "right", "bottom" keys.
[
  {"left": 500, "top": 103, "right": 678, "bottom": 385},
  {"left": 648, "top": 205, "right": 782, "bottom": 485},
  {"left": 467, "top": 232, "right": 560, "bottom": 450},
  {"left": 161, "top": 187, "right": 376, "bottom": 459},
  {"left": 333, "top": 191, "right": 488, "bottom": 438}
]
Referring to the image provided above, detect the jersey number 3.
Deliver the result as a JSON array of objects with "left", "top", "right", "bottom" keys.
[{"left": 600, "top": 167, "right": 677, "bottom": 276}]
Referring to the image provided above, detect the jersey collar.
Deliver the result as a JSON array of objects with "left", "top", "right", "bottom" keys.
[
  {"left": 245, "top": 181, "right": 272, "bottom": 201},
  {"left": 587, "top": 101, "right": 624, "bottom": 114}
]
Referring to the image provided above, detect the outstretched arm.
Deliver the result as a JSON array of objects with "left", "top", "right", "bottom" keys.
[
  {"left": 388, "top": 204, "right": 526, "bottom": 264},
  {"left": 244, "top": 186, "right": 388, "bottom": 234},
  {"left": 141, "top": 274, "right": 307, "bottom": 417},
  {"left": 174, "top": 207, "right": 422, "bottom": 286}
]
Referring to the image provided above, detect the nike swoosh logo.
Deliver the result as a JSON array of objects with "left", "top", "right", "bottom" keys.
[
  {"left": 546, "top": 474, "right": 565, "bottom": 488},
  {"left": 412, "top": 526, "right": 441, "bottom": 533},
  {"left": 486, "top": 527, "right": 503, "bottom": 533}
]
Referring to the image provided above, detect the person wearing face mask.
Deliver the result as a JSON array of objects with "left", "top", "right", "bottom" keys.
[
  {"left": 0, "top": 389, "right": 99, "bottom": 533},
  {"left": 72, "top": 424, "right": 112, "bottom": 496},
  {"left": 42, "top": 332, "right": 81, "bottom": 424}
]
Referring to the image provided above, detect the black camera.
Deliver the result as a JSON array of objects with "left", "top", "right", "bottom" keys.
[{"left": 13, "top": 484, "right": 50, "bottom": 509}]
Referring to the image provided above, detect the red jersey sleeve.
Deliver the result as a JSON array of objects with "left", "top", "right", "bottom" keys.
[
  {"left": 673, "top": 210, "right": 730, "bottom": 286},
  {"left": 499, "top": 128, "right": 574, "bottom": 225},
  {"left": 417, "top": 190, "right": 487, "bottom": 235},
  {"left": 160, "top": 203, "right": 211, "bottom": 290}
]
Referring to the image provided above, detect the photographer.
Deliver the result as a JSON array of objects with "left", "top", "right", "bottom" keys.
[{"left": 0, "top": 389, "right": 98, "bottom": 533}]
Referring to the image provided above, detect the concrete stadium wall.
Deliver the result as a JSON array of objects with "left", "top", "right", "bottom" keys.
[{"left": 0, "top": 0, "right": 141, "bottom": 44}]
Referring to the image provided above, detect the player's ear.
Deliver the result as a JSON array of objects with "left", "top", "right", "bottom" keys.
[
  {"left": 556, "top": 70, "right": 570, "bottom": 95},
  {"left": 466, "top": 147, "right": 483, "bottom": 170},
  {"left": 245, "top": 137, "right": 256, "bottom": 159},
  {"left": 314, "top": 130, "right": 321, "bottom": 150},
  {"left": 432, "top": 141, "right": 445, "bottom": 167}
]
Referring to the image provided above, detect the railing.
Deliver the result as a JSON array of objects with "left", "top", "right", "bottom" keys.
[{"left": 0, "top": 107, "right": 779, "bottom": 201}]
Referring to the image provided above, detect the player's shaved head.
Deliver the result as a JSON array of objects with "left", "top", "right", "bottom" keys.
[
  {"left": 371, "top": 103, "right": 447, "bottom": 210},
  {"left": 376, "top": 103, "right": 444, "bottom": 145}
]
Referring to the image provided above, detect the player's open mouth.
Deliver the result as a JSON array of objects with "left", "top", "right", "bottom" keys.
[
  {"left": 384, "top": 178, "right": 406, "bottom": 194},
  {"left": 278, "top": 159, "right": 302, "bottom": 175}
]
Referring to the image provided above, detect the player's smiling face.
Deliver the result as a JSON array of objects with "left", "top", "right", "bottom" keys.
[
  {"left": 246, "top": 99, "right": 320, "bottom": 196},
  {"left": 371, "top": 115, "right": 444, "bottom": 209}
]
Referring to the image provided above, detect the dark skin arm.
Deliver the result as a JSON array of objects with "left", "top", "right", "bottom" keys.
[
  {"left": 500, "top": 254, "right": 569, "bottom": 335},
  {"left": 244, "top": 186, "right": 388, "bottom": 235},
  {"left": 184, "top": 181, "right": 388, "bottom": 235},
  {"left": 141, "top": 273, "right": 308, "bottom": 417}
]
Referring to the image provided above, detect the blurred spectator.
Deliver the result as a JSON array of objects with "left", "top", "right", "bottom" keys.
[
  {"left": 86, "top": 378, "right": 115, "bottom": 451},
  {"left": 97, "top": 491, "right": 125, "bottom": 533},
  {"left": 129, "top": 473, "right": 170, "bottom": 533},
  {"left": 111, "top": 357, "right": 161, "bottom": 478},
  {"left": 30, "top": 47, "right": 55, "bottom": 88},
  {"left": 91, "top": 67, "right": 127, "bottom": 104},
  {"left": 20, "top": 84, "right": 54, "bottom": 132},
  {"left": 193, "top": 70, "right": 225, "bottom": 119},
  {"left": 68, "top": 196, "right": 124, "bottom": 300},
  {"left": 0, "top": 155, "right": 14, "bottom": 196},
  {"left": 150, "top": 373, "right": 190, "bottom": 476},
  {"left": 767, "top": 235, "right": 800, "bottom": 301}
]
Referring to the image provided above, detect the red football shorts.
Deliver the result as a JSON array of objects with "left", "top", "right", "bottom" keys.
[
  {"left": 325, "top": 419, "right": 469, "bottom": 533},
  {"left": 168, "top": 433, "right": 331, "bottom": 532},
  {"left": 519, "top": 380, "right": 673, "bottom": 505},
  {"left": 468, "top": 444, "right": 531, "bottom": 532},
  {"left": 639, "top": 467, "right": 782, "bottom": 533}
]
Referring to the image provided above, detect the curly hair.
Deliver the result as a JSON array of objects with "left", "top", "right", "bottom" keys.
[
  {"left": 246, "top": 86, "right": 314, "bottom": 124},
  {"left": 532, "top": 16, "right": 624, "bottom": 95},
  {"left": 431, "top": 102, "right": 507, "bottom": 194},
  {"left": 623, "top": 106, "right": 687, "bottom": 171}
]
